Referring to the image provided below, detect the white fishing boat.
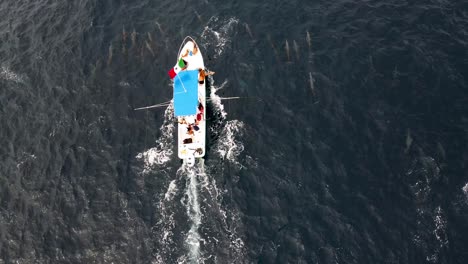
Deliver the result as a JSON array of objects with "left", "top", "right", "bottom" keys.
[
  {"left": 169, "top": 36, "right": 207, "bottom": 166},
  {"left": 135, "top": 36, "right": 208, "bottom": 167}
]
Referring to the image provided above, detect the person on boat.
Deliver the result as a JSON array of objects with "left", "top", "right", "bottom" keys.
[
  {"left": 182, "top": 49, "right": 190, "bottom": 57},
  {"left": 192, "top": 122, "right": 200, "bottom": 131},
  {"left": 178, "top": 117, "right": 187, "bottom": 124},
  {"left": 186, "top": 116, "right": 200, "bottom": 130},
  {"left": 198, "top": 68, "right": 215, "bottom": 84},
  {"left": 195, "top": 148, "right": 203, "bottom": 155},
  {"left": 198, "top": 102, "right": 204, "bottom": 113},
  {"left": 196, "top": 103, "right": 204, "bottom": 122},
  {"left": 187, "top": 124, "right": 194, "bottom": 136},
  {"left": 182, "top": 43, "right": 198, "bottom": 57}
]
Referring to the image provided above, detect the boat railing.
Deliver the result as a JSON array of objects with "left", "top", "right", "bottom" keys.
[{"left": 176, "top": 36, "right": 197, "bottom": 60}]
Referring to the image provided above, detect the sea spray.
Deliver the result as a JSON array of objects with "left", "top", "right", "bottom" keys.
[
  {"left": 201, "top": 17, "right": 239, "bottom": 59},
  {"left": 0, "top": 66, "right": 26, "bottom": 83},
  {"left": 153, "top": 176, "right": 180, "bottom": 263},
  {"left": 209, "top": 80, "right": 229, "bottom": 120},
  {"left": 463, "top": 183, "right": 468, "bottom": 199},
  {"left": 215, "top": 120, "right": 245, "bottom": 166},
  {"left": 136, "top": 103, "right": 175, "bottom": 171}
]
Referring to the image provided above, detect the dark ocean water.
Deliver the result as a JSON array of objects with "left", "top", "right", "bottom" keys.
[{"left": 1, "top": 0, "right": 468, "bottom": 263}]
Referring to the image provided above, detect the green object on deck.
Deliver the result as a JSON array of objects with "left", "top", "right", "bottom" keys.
[{"left": 178, "top": 58, "right": 186, "bottom": 68}]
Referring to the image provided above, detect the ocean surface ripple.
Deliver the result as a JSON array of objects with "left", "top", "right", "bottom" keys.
[{"left": 1, "top": 0, "right": 468, "bottom": 263}]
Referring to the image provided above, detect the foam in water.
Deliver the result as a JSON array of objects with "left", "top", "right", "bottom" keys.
[
  {"left": 426, "top": 206, "right": 449, "bottom": 263},
  {"left": 209, "top": 79, "right": 229, "bottom": 120},
  {"left": 215, "top": 120, "right": 245, "bottom": 165},
  {"left": 0, "top": 66, "right": 26, "bottom": 83},
  {"left": 181, "top": 164, "right": 203, "bottom": 263},
  {"left": 205, "top": 84, "right": 246, "bottom": 262},
  {"left": 181, "top": 159, "right": 246, "bottom": 263},
  {"left": 463, "top": 183, "right": 468, "bottom": 198},
  {"left": 153, "top": 174, "right": 181, "bottom": 264},
  {"left": 201, "top": 17, "right": 239, "bottom": 59},
  {"left": 165, "top": 180, "right": 178, "bottom": 201},
  {"left": 201, "top": 22, "right": 248, "bottom": 260},
  {"left": 208, "top": 79, "right": 245, "bottom": 167},
  {"left": 16, "top": 153, "right": 37, "bottom": 169},
  {"left": 118, "top": 81, "right": 130, "bottom": 87},
  {"left": 433, "top": 206, "right": 448, "bottom": 247},
  {"left": 136, "top": 102, "right": 175, "bottom": 171},
  {"left": 153, "top": 162, "right": 205, "bottom": 264},
  {"left": 138, "top": 103, "right": 178, "bottom": 263},
  {"left": 407, "top": 155, "right": 449, "bottom": 263}
]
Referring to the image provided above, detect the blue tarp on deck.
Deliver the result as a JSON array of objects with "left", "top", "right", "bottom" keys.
[{"left": 173, "top": 70, "right": 198, "bottom": 117}]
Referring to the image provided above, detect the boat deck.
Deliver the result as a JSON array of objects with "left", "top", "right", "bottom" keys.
[{"left": 176, "top": 39, "right": 206, "bottom": 160}]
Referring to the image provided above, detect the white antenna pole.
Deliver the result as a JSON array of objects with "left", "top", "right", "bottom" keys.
[{"left": 176, "top": 73, "right": 187, "bottom": 93}]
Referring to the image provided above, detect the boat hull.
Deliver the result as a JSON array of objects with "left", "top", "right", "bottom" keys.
[{"left": 175, "top": 37, "right": 206, "bottom": 164}]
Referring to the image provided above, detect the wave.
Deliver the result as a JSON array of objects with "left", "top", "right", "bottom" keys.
[
  {"left": 200, "top": 17, "right": 239, "bottom": 59},
  {"left": 425, "top": 206, "right": 448, "bottom": 263},
  {"left": 215, "top": 120, "right": 245, "bottom": 166},
  {"left": 153, "top": 173, "right": 182, "bottom": 264},
  {"left": 207, "top": 79, "right": 245, "bottom": 168},
  {"left": 136, "top": 103, "right": 175, "bottom": 172},
  {"left": 407, "top": 155, "right": 449, "bottom": 263},
  {"left": 463, "top": 183, "right": 468, "bottom": 199}
]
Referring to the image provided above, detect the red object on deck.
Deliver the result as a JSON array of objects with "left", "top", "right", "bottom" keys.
[{"left": 168, "top": 67, "right": 176, "bottom": 79}]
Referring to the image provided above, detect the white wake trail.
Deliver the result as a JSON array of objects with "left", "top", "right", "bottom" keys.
[
  {"left": 176, "top": 161, "right": 211, "bottom": 264},
  {"left": 183, "top": 164, "right": 203, "bottom": 263},
  {"left": 136, "top": 102, "right": 175, "bottom": 171}
]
